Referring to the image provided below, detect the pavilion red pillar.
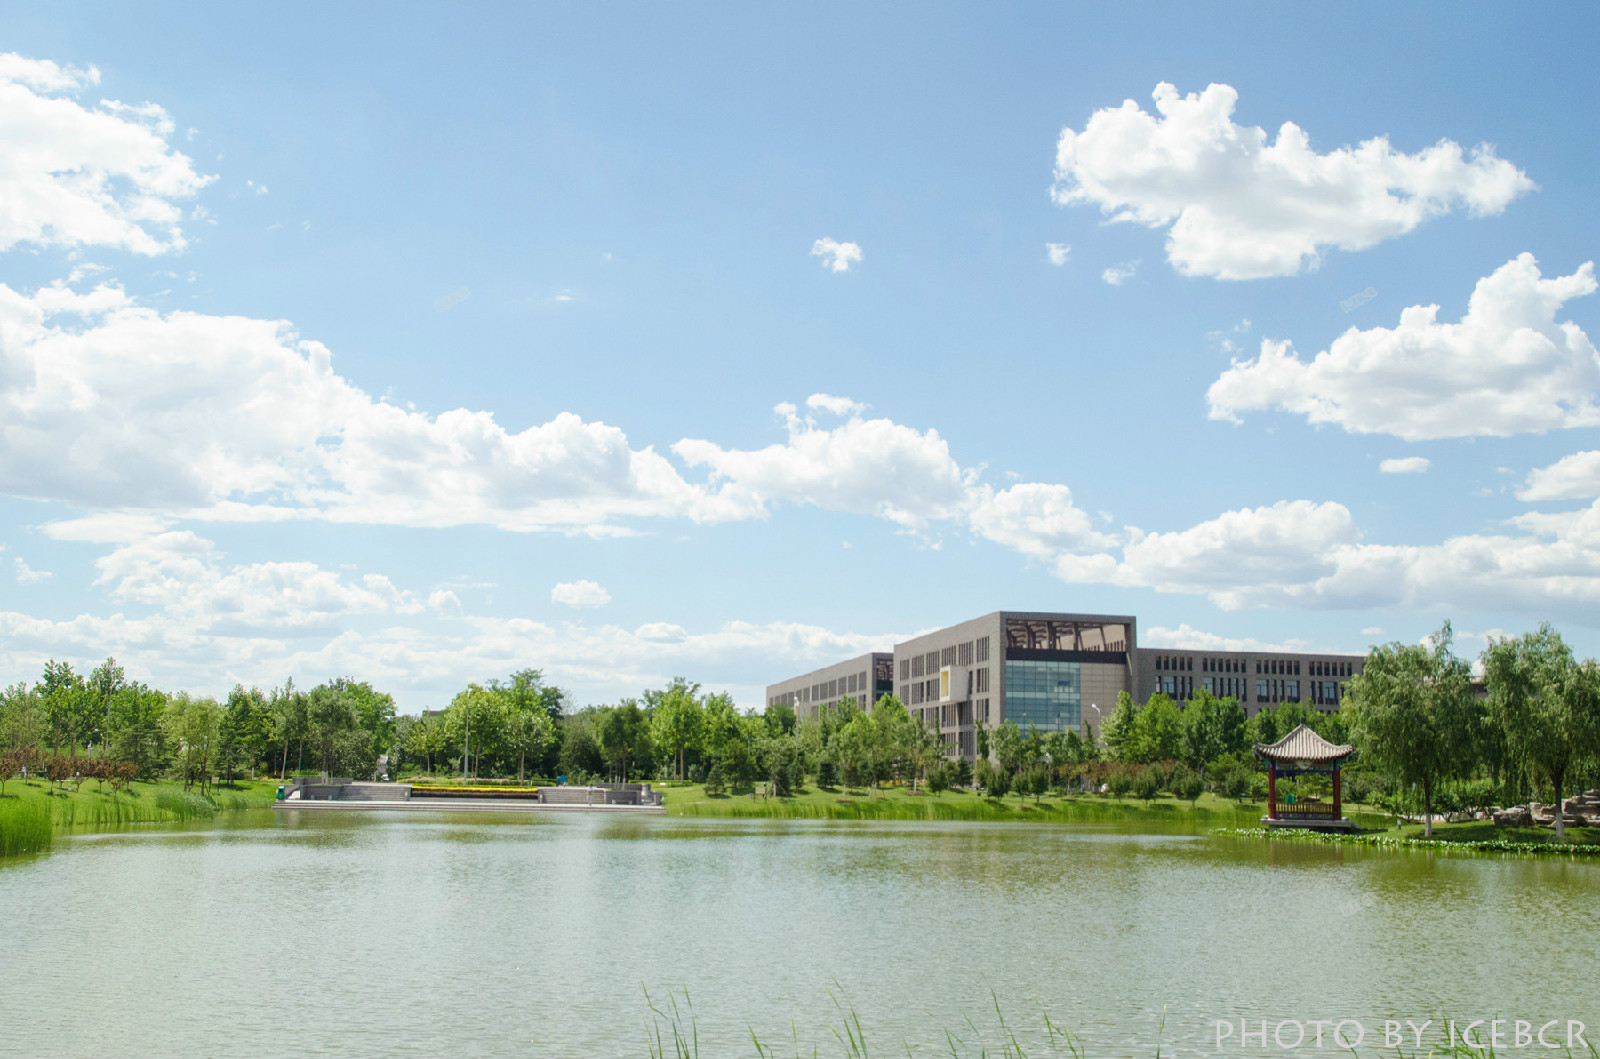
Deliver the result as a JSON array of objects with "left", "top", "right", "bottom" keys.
[
  {"left": 1267, "top": 763, "right": 1278, "bottom": 819},
  {"left": 1332, "top": 766, "right": 1342, "bottom": 820}
]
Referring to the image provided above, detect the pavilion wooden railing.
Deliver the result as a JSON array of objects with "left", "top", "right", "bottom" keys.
[{"left": 1269, "top": 800, "right": 1338, "bottom": 820}]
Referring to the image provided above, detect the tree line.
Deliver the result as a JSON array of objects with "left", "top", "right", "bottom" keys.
[{"left": 2, "top": 621, "right": 1595, "bottom": 825}]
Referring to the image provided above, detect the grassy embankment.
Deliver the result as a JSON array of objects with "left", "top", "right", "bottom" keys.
[
  {"left": 0, "top": 777, "right": 280, "bottom": 856},
  {"left": 1218, "top": 818, "right": 1600, "bottom": 855},
  {"left": 661, "top": 782, "right": 1384, "bottom": 827}
]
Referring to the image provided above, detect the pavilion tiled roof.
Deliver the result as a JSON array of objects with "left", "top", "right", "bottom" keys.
[{"left": 1253, "top": 723, "right": 1353, "bottom": 763}]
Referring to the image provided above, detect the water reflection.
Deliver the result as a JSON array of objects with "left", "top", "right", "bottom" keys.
[{"left": 2, "top": 814, "right": 1596, "bottom": 1058}]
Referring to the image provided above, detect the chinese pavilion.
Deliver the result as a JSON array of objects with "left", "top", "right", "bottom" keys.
[{"left": 1253, "top": 723, "right": 1358, "bottom": 832}]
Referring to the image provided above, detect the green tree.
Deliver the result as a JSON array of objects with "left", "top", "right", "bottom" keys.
[
  {"left": 763, "top": 702, "right": 797, "bottom": 736},
  {"left": 268, "top": 680, "right": 308, "bottom": 780},
  {"left": 40, "top": 660, "right": 89, "bottom": 755},
  {"left": 1180, "top": 689, "right": 1247, "bottom": 769},
  {"left": 1102, "top": 692, "right": 1140, "bottom": 762},
  {"left": 699, "top": 692, "right": 742, "bottom": 767},
  {"left": 109, "top": 683, "right": 169, "bottom": 779},
  {"left": 446, "top": 683, "right": 502, "bottom": 779},
  {"left": 649, "top": 678, "right": 704, "bottom": 780},
  {"left": 218, "top": 685, "right": 270, "bottom": 782},
  {"left": 307, "top": 683, "right": 357, "bottom": 780},
  {"left": 1172, "top": 767, "right": 1205, "bottom": 806},
  {"left": 163, "top": 693, "right": 222, "bottom": 791},
  {"left": 594, "top": 701, "right": 648, "bottom": 783},
  {"left": 992, "top": 720, "right": 1026, "bottom": 775},
  {"left": 88, "top": 657, "right": 126, "bottom": 757},
  {"left": 1136, "top": 695, "right": 1184, "bottom": 763},
  {"left": 405, "top": 713, "right": 446, "bottom": 774},
  {"left": 1483, "top": 624, "right": 1600, "bottom": 839},
  {"left": 0, "top": 683, "right": 46, "bottom": 753},
  {"left": 556, "top": 710, "right": 605, "bottom": 780},
  {"left": 832, "top": 713, "right": 878, "bottom": 790},
  {"left": 504, "top": 700, "right": 558, "bottom": 783},
  {"left": 1345, "top": 623, "right": 1477, "bottom": 837}
]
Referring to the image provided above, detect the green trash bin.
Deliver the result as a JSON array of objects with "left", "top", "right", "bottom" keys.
[{"left": 276, "top": 784, "right": 286, "bottom": 801}]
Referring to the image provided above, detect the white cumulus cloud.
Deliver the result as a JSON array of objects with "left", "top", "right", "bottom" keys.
[
  {"left": 1046, "top": 243, "right": 1070, "bottom": 266},
  {"left": 1379, "top": 456, "right": 1432, "bottom": 475},
  {"left": 1052, "top": 82, "right": 1534, "bottom": 279},
  {"left": 805, "top": 393, "right": 865, "bottom": 416},
  {"left": 1141, "top": 624, "right": 1310, "bottom": 654},
  {"left": 674, "top": 401, "right": 974, "bottom": 529},
  {"left": 551, "top": 579, "right": 611, "bottom": 608},
  {"left": 1207, "top": 254, "right": 1600, "bottom": 440},
  {"left": 1101, "top": 261, "right": 1139, "bottom": 286},
  {"left": 810, "top": 237, "right": 863, "bottom": 273},
  {"left": 14, "top": 558, "right": 51, "bottom": 584},
  {"left": 1519, "top": 450, "right": 1600, "bottom": 501},
  {"left": 0, "top": 281, "right": 763, "bottom": 534},
  {"left": 967, "top": 483, "right": 1116, "bottom": 560},
  {"left": 1049, "top": 496, "right": 1600, "bottom": 616},
  {"left": 0, "top": 52, "right": 213, "bottom": 255}
]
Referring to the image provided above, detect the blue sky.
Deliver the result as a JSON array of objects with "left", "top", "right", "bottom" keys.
[{"left": 2, "top": 3, "right": 1598, "bottom": 711}]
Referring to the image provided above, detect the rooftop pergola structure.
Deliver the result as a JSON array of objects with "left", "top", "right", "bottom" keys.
[{"left": 1253, "top": 723, "right": 1358, "bottom": 832}]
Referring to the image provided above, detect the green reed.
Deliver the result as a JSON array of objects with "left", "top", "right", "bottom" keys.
[{"left": 0, "top": 796, "right": 52, "bottom": 856}]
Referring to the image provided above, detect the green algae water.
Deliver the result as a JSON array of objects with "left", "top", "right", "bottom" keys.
[{"left": 1, "top": 811, "right": 1596, "bottom": 1057}]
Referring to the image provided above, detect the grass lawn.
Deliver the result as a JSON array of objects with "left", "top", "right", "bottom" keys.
[
  {"left": 1388, "top": 818, "right": 1600, "bottom": 846},
  {"left": 662, "top": 782, "right": 1310, "bottom": 825},
  {"left": 0, "top": 776, "right": 280, "bottom": 855}
]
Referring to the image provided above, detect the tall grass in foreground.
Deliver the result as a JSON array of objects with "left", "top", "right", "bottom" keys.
[
  {"left": 645, "top": 988, "right": 1597, "bottom": 1059},
  {"left": 0, "top": 797, "right": 52, "bottom": 856},
  {"left": 0, "top": 781, "right": 279, "bottom": 855}
]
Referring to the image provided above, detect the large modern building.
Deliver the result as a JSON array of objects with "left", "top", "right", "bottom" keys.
[
  {"left": 765, "top": 652, "right": 895, "bottom": 717},
  {"left": 766, "top": 610, "right": 1365, "bottom": 760}
]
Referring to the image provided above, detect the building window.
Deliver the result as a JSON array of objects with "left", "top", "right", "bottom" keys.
[
  {"left": 1004, "top": 659, "right": 1082, "bottom": 732},
  {"left": 912, "top": 656, "right": 924, "bottom": 678},
  {"left": 959, "top": 641, "right": 974, "bottom": 666},
  {"left": 975, "top": 667, "right": 990, "bottom": 693},
  {"left": 941, "top": 646, "right": 956, "bottom": 667},
  {"left": 976, "top": 636, "right": 990, "bottom": 663},
  {"left": 900, "top": 659, "right": 910, "bottom": 680}
]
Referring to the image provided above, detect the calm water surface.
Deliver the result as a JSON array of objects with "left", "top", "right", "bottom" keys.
[{"left": 2, "top": 810, "right": 1598, "bottom": 1057}]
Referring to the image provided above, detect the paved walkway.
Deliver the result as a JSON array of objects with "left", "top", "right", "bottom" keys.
[{"left": 273, "top": 797, "right": 664, "bottom": 814}]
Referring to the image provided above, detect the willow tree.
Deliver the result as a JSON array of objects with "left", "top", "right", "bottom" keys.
[
  {"left": 1345, "top": 623, "right": 1476, "bottom": 836},
  {"left": 1483, "top": 625, "right": 1600, "bottom": 839}
]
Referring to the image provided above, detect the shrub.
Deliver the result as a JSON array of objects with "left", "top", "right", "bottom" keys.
[
  {"left": 1106, "top": 767, "right": 1133, "bottom": 799},
  {"left": 987, "top": 767, "right": 1013, "bottom": 798},
  {"left": 703, "top": 763, "right": 726, "bottom": 797},
  {"left": 925, "top": 763, "right": 950, "bottom": 795},
  {"left": 1132, "top": 769, "right": 1161, "bottom": 803},
  {"left": 1171, "top": 767, "right": 1205, "bottom": 805},
  {"left": 952, "top": 758, "right": 972, "bottom": 789},
  {"left": 816, "top": 760, "right": 838, "bottom": 789},
  {"left": 1021, "top": 765, "right": 1050, "bottom": 802}
]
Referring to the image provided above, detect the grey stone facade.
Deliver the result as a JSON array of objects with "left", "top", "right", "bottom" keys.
[
  {"left": 765, "top": 652, "right": 894, "bottom": 720},
  {"left": 766, "top": 609, "right": 1367, "bottom": 761}
]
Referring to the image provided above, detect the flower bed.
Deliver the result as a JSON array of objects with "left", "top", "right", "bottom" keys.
[{"left": 409, "top": 785, "right": 542, "bottom": 798}]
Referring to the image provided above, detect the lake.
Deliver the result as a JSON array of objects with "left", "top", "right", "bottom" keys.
[{"left": 2, "top": 810, "right": 1597, "bottom": 1057}]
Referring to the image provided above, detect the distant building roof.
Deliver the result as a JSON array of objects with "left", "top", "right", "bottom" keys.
[{"left": 1253, "top": 723, "right": 1353, "bottom": 763}]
